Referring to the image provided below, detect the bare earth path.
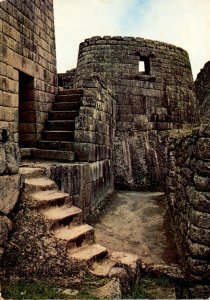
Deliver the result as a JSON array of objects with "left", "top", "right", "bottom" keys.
[{"left": 95, "top": 191, "right": 180, "bottom": 267}]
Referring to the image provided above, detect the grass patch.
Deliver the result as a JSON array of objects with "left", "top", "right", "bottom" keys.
[
  {"left": 2, "top": 280, "right": 100, "bottom": 300},
  {"left": 2, "top": 281, "right": 59, "bottom": 299},
  {"left": 126, "top": 285, "right": 151, "bottom": 299},
  {"left": 77, "top": 290, "right": 98, "bottom": 299},
  {"left": 141, "top": 276, "right": 176, "bottom": 288},
  {"left": 124, "top": 276, "right": 178, "bottom": 299},
  {"left": 2, "top": 281, "right": 72, "bottom": 300}
]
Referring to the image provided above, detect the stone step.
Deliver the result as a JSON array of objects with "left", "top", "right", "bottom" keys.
[
  {"left": 24, "top": 177, "right": 57, "bottom": 192},
  {"left": 35, "top": 149, "right": 75, "bottom": 161},
  {"left": 42, "top": 131, "right": 74, "bottom": 141},
  {"left": 90, "top": 258, "right": 116, "bottom": 277},
  {"left": 31, "top": 190, "right": 70, "bottom": 208},
  {"left": 49, "top": 110, "right": 79, "bottom": 120},
  {"left": 20, "top": 148, "right": 36, "bottom": 158},
  {"left": 38, "top": 140, "right": 75, "bottom": 151},
  {"left": 19, "top": 167, "right": 46, "bottom": 179},
  {"left": 41, "top": 205, "right": 82, "bottom": 221},
  {"left": 58, "top": 89, "right": 83, "bottom": 96},
  {"left": 69, "top": 243, "right": 107, "bottom": 261},
  {"left": 45, "top": 120, "right": 75, "bottom": 131},
  {"left": 54, "top": 101, "right": 81, "bottom": 111},
  {"left": 41, "top": 205, "right": 82, "bottom": 228},
  {"left": 53, "top": 224, "right": 94, "bottom": 242}
]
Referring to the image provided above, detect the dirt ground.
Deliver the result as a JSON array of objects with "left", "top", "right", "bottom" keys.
[{"left": 95, "top": 191, "right": 180, "bottom": 266}]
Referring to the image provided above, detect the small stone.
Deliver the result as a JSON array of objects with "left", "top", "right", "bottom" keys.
[{"left": 62, "top": 289, "right": 79, "bottom": 296}]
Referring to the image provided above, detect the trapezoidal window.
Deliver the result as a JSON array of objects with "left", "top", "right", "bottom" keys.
[
  {"left": 139, "top": 56, "right": 150, "bottom": 75},
  {"left": 18, "top": 71, "right": 36, "bottom": 148}
]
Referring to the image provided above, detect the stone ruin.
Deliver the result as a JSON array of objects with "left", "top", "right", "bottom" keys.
[{"left": 0, "top": 0, "right": 210, "bottom": 298}]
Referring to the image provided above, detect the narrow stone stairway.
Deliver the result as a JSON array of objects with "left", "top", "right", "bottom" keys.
[
  {"left": 35, "top": 89, "right": 83, "bottom": 161},
  {"left": 21, "top": 166, "right": 107, "bottom": 263},
  {"left": 4, "top": 164, "right": 141, "bottom": 293}
]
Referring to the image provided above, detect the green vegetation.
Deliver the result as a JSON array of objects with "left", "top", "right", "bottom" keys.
[
  {"left": 126, "top": 285, "right": 151, "bottom": 299},
  {"left": 76, "top": 290, "right": 98, "bottom": 299},
  {"left": 2, "top": 281, "right": 68, "bottom": 300},
  {"left": 2, "top": 276, "right": 180, "bottom": 299},
  {"left": 2, "top": 280, "right": 99, "bottom": 300},
  {"left": 124, "top": 276, "right": 178, "bottom": 299}
]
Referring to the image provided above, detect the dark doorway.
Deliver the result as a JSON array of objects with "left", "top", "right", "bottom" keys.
[{"left": 18, "top": 71, "right": 36, "bottom": 148}]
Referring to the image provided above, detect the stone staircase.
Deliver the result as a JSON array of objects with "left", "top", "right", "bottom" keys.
[
  {"left": 21, "top": 166, "right": 107, "bottom": 263},
  {"left": 35, "top": 89, "right": 83, "bottom": 161},
  {"left": 10, "top": 165, "right": 140, "bottom": 291}
]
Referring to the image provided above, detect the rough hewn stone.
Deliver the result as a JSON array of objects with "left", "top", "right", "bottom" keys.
[
  {"left": 91, "top": 278, "right": 121, "bottom": 299},
  {"left": 167, "top": 125, "right": 210, "bottom": 284},
  {"left": 194, "top": 160, "right": 210, "bottom": 177},
  {"left": 0, "top": 174, "right": 21, "bottom": 214},
  {"left": 187, "top": 239, "right": 210, "bottom": 258},
  {"left": 194, "top": 174, "right": 210, "bottom": 192},
  {"left": 3, "top": 142, "right": 20, "bottom": 174},
  {"left": 195, "top": 138, "right": 210, "bottom": 160},
  {"left": 190, "top": 208, "right": 210, "bottom": 229},
  {"left": 187, "top": 186, "right": 210, "bottom": 213}
]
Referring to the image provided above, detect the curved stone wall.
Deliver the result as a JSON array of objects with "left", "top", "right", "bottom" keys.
[{"left": 74, "top": 36, "right": 197, "bottom": 190}]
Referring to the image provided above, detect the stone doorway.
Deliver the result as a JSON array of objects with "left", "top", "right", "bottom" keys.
[{"left": 18, "top": 71, "right": 36, "bottom": 148}]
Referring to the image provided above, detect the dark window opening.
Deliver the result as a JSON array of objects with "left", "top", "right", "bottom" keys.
[
  {"left": 18, "top": 71, "right": 36, "bottom": 148},
  {"left": 139, "top": 56, "right": 150, "bottom": 75}
]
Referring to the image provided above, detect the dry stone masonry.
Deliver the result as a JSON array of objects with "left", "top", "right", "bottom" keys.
[
  {"left": 167, "top": 125, "right": 210, "bottom": 287},
  {"left": 0, "top": 128, "right": 20, "bottom": 261},
  {"left": 0, "top": 0, "right": 57, "bottom": 146},
  {"left": 74, "top": 36, "right": 197, "bottom": 190},
  {"left": 0, "top": 0, "right": 210, "bottom": 297}
]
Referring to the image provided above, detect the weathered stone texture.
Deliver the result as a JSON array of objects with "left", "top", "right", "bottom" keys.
[
  {"left": 195, "top": 61, "right": 210, "bottom": 123},
  {"left": 74, "top": 36, "right": 197, "bottom": 190},
  {"left": 0, "top": 174, "right": 20, "bottom": 214},
  {"left": 0, "top": 129, "right": 20, "bottom": 261},
  {"left": 58, "top": 68, "right": 76, "bottom": 89},
  {"left": 166, "top": 125, "right": 210, "bottom": 282},
  {"left": 49, "top": 160, "right": 114, "bottom": 217},
  {"left": 114, "top": 130, "right": 169, "bottom": 190},
  {"left": 0, "top": 216, "right": 12, "bottom": 246},
  {"left": 0, "top": 0, "right": 57, "bottom": 145},
  {"left": 74, "top": 77, "right": 116, "bottom": 164}
]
